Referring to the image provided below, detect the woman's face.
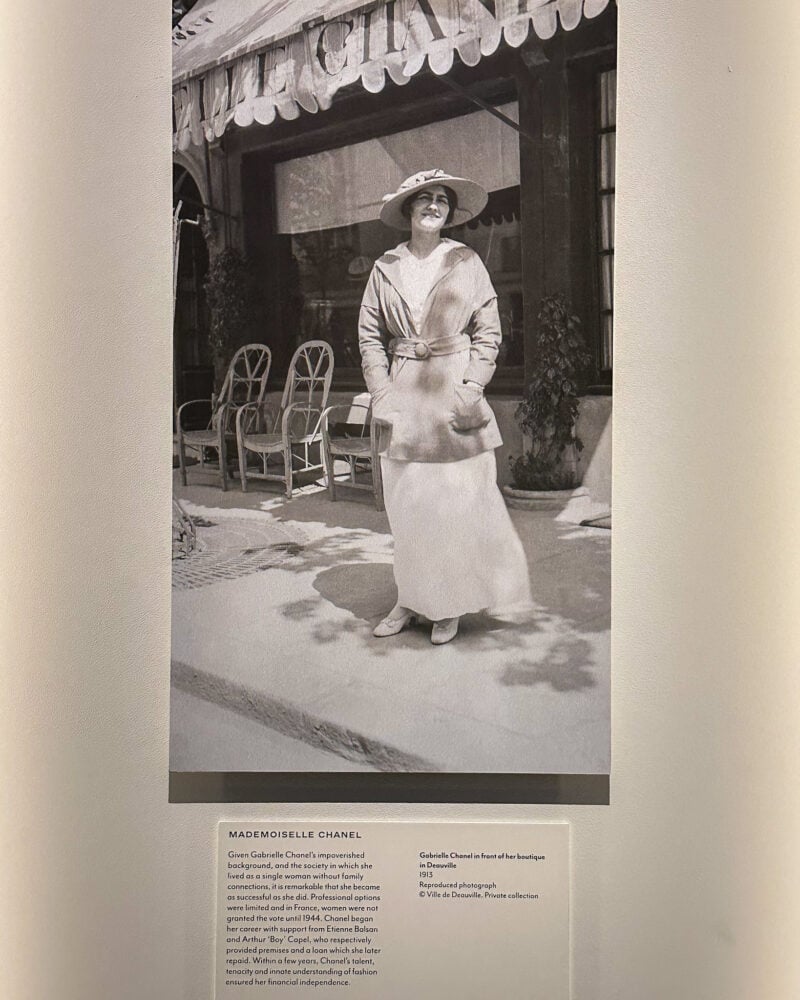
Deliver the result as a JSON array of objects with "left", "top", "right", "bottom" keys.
[{"left": 408, "top": 184, "right": 451, "bottom": 236}]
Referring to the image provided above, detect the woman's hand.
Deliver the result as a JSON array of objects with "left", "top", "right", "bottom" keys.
[
  {"left": 370, "top": 381, "right": 394, "bottom": 423},
  {"left": 450, "top": 381, "right": 491, "bottom": 432}
]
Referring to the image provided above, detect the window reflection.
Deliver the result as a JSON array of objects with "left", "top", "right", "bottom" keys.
[{"left": 290, "top": 186, "right": 523, "bottom": 375}]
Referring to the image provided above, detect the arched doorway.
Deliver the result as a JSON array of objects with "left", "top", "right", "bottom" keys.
[{"left": 173, "top": 165, "right": 211, "bottom": 420}]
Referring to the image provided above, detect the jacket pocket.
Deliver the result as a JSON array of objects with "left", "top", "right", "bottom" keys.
[
  {"left": 450, "top": 382, "right": 491, "bottom": 432},
  {"left": 370, "top": 381, "right": 395, "bottom": 425}
]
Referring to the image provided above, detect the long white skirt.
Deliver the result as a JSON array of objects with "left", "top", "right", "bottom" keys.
[{"left": 381, "top": 451, "right": 532, "bottom": 621}]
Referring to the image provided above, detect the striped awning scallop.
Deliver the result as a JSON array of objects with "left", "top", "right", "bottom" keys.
[{"left": 173, "top": 0, "right": 611, "bottom": 150}]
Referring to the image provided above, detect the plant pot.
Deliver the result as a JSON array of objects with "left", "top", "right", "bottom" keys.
[{"left": 502, "top": 484, "right": 588, "bottom": 512}]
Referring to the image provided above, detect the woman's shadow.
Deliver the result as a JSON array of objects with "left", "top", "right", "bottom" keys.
[
  {"left": 304, "top": 562, "right": 547, "bottom": 656},
  {"left": 303, "top": 562, "right": 436, "bottom": 651},
  {"left": 313, "top": 562, "right": 396, "bottom": 622}
]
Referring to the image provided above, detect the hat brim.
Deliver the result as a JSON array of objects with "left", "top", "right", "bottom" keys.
[{"left": 379, "top": 176, "right": 488, "bottom": 230}]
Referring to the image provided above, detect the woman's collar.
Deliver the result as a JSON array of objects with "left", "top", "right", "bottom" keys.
[
  {"left": 396, "top": 237, "right": 462, "bottom": 259},
  {"left": 380, "top": 238, "right": 465, "bottom": 266},
  {"left": 373, "top": 239, "right": 473, "bottom": 315}
]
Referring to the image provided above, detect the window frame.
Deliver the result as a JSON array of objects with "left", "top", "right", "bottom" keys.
[
  {"left": 596, "top": 67, "right": 616, "bottom": 376},
  {"left": 565, "top": 49, "right": 617, "bottom": 393}
]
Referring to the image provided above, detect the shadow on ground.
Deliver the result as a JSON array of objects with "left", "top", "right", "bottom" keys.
[
  {"left": 279, "top": 561, "right": 572, "bottom": 667},
  {"left": 501, "top": 637, "right": 597, "bottom": 691},
  {"left": 175, "top": 474, "right": 610, "bottom": 686},
  {"left": 172, "top": 470, "right": 610, "bottom": 768}
]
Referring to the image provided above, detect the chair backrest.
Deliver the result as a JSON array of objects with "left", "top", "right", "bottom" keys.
[
  {"left": 340, "top": 395, "right": 372, "bottom": 439},
  {"left": 213, "top": 344, "right": 272, "bottom": 428},
  {"left": 279, "top": 341, "right": 334, "bottom": 430}
]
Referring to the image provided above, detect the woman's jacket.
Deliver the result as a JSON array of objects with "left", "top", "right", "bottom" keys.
[{"left": 358, "top": 240, "right": 503, "bottom": 463}]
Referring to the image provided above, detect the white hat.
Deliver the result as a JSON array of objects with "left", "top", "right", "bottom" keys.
[{"left": 379, "top": 169, "right": 488, "bottom": 230}]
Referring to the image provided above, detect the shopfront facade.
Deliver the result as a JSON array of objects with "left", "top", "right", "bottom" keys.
[{"left": 173, "top": 0, "right": 616, "bottom": 489}]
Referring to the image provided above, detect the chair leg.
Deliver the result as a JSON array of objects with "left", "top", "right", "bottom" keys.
[
  {"left": 374, "top": 463, "right": 385, "bottom": 512},
  {"left": 178, "top": 431, "right": 188, "bottom": 486},
  {"left": 219, "top": 432, "right": 228, "bottom": 492},
  {"left": 322, "top": 437, "right": 336, "bottom": 502},
  {"left": 371, "top": 438, "right": 385, "bottom": 513},
  {"left": 284, "top": 448, "right": 293, "bottom": 499},
  {"left": 238, "top": 442, "right": 248, "bottom": 494}
]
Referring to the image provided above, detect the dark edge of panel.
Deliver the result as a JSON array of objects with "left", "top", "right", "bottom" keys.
[{"left": 169, "top": 772, "right": 609, "bottom": 805}]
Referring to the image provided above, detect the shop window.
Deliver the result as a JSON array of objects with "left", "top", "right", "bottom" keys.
[
  {"left": 597, "top": 68, "right": 616, "bottom": 371},
  {"left": 450, "top": 187, "right": 523, "bottom": 371},
  {"left": 275, "top": 105, "right": 522, "bottom": 383},
  {"left": 288, "top": 186, "right": 523, "bottom": 373}
]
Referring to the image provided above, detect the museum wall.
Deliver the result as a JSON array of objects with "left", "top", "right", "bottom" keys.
[{"left": 2, "top": 2, "right": 800, "bottom": 998}]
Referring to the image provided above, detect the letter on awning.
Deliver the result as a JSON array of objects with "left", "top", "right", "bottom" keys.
[{"left": 173, "top": 0, "right": 611, "bottom": 150}]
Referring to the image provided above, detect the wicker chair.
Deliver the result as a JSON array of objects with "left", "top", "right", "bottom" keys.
[
  {"left": 236, "top": 340, "right": 334, "bottom": 498},
  {"left": 321, "top": 395, "right": 385, "bottom": 511},
  {"left": 176, "top": 343, "right": 271, "bottom": 491}
]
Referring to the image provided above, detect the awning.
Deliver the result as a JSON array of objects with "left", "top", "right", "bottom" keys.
[
  {"left": 273, "top": 101, "right": 520, "bottom": 233},
  {"left": 173, "top": 0, "right": 611, "bottom": 151}
]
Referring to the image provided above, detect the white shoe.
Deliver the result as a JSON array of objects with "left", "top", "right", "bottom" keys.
[
  {"left": 373, "top": 607, "right": 414, "bottom": 638},
  {"left": 431, "top": 617, "right": 459, "bottom": 645}
]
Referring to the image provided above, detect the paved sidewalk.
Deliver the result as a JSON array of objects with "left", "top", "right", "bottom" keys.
[{"left": 170, "top": 467, "right": 610, "bottom": 774}]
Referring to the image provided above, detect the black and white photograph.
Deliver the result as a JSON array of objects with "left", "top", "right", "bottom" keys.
[
  {"left": 170, "top": 0, "right": 616, "bottom": 800},
  {"left": 11, "top": 1, "right": 800, "bottom": 995}
]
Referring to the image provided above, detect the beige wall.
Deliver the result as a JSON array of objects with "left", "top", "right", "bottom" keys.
[{"left": 4, "top": 3, "right": 800, "bottom": 999}]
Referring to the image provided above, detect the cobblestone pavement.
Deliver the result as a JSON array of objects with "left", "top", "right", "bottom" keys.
[{"left": 172, "top": 511, "right": 308, "bottom": 591}]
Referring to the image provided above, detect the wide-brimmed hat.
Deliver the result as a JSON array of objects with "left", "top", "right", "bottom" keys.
[{"left": 379, "top": 169, "right": 488, "bottom": 230}]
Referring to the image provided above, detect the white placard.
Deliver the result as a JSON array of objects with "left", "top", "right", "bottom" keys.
[{"left": 217, "top": 822, "right": 569, "bottom": 999}]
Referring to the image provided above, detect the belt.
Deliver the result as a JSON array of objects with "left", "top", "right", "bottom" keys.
[{"left": 388, "top": 334, "right": 470, "bottom": 360}]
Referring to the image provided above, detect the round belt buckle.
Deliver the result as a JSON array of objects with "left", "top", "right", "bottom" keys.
[{"left": 414, "top": 342, "right": 430, "bottom": 359}]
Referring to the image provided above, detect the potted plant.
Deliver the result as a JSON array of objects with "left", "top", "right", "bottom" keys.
[
  {"left": 203, "top": 245, "right": 255, "bottom": 392},
  {"left": 504, "top": 294, "right": 592, "bottom": 510}
]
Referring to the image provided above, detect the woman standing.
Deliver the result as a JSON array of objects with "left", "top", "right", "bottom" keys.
[{"left": 359, "top": 169, "right": 531, "bottom": 644}]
